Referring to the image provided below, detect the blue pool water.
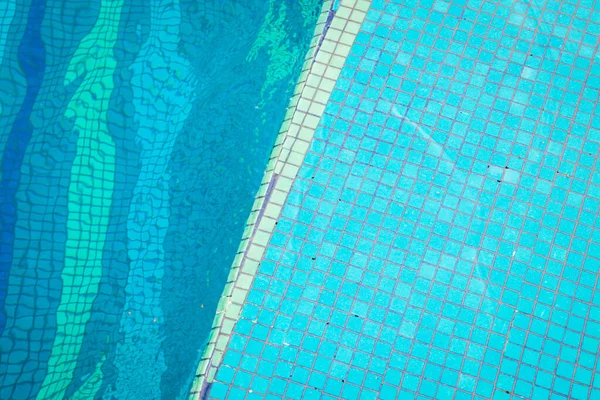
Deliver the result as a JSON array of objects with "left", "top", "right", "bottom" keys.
[{"left": 0, "top": 0, "right": 321, "bottom": 398}]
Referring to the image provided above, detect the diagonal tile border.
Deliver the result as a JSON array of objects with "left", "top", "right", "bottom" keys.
[{"left": 188, "top": 0, "right": 371, "bottom": 398}]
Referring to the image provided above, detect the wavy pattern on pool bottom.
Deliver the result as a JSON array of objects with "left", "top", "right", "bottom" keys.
[
  {"left": 106, "top": 0, "right": 196, "bottom": 397},
  {"left": 37, "top": 1, "right": 122, "bottom": 398},
  {"left": 0, "top": 0, "right": 322, "bottom": 399}
]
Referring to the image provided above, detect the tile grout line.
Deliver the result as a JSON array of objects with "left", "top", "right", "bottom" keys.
[{"left": 188, "top": 1, "right": 371, "bottom": 398}]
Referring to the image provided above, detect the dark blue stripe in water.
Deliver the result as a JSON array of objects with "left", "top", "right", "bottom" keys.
[{"left": 0, "top": 0, "right": 47, "bottom": 335}]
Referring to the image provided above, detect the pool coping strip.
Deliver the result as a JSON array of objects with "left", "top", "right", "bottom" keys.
[{"left": 188, "top": 1, "right": 370, "bottom": 397}]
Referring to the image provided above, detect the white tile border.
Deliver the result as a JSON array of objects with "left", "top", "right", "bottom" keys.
[{"left": 188, "top": 1, "right": 370, "bottom": 398}]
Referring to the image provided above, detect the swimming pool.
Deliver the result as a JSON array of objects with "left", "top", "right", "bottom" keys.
[
  {"left": 0, "top": 0, "right": 321, "bottom": 398},
  {"left": 3, "top": 0, "right": 600, "bottom": 399}
]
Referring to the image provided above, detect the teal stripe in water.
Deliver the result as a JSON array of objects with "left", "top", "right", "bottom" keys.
[
  {"left": 0, "top": 1, "right": 104, "bottom": 398},
  {"left": 104, "top": 0, "right": 196, "bottom": 398},
  {"left": 36, "top": 0, "right": 123, "bottom": 398}
]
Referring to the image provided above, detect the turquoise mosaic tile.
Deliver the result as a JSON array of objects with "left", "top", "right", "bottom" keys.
[{"left": 208, "top": 0, "right": 600, "bottom": 398}]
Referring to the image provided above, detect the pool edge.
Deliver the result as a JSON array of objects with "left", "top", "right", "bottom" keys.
[{"left": 188, "top": 0, "right": 371, "bottom": 397}]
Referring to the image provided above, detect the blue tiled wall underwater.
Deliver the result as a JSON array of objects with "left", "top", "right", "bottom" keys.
[
  {"left": 0, "top": 0, "right": 322, "bottom": 398},
  {"left": 208, "top": 0, "right": 600, "bottom": 399}
]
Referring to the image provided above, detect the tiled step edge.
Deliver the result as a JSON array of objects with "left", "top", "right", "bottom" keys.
[{"left": 188, "top": 0, "right": 370, "bottom": 398}]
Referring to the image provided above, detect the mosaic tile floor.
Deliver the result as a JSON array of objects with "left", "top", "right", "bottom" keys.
[{"left": 195, "top": 0, "right": 600, "bottom": 399}]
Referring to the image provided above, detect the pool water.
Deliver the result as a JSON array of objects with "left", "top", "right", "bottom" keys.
[{"left": 0, "top": 0, "right": 321, "bottom": 399}]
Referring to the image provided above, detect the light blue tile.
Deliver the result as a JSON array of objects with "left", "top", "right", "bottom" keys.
[{"left": 209, "top": 1, "right": 600, "bottom": 399}]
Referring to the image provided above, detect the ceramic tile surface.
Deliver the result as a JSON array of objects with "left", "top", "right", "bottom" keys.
[{"left": 205, "top": 0, "right": 600, "bottom": 399}]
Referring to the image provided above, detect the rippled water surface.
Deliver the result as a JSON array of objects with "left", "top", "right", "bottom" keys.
[{"left": 0, "top": 0, "right": 321, "bottom": 398}]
